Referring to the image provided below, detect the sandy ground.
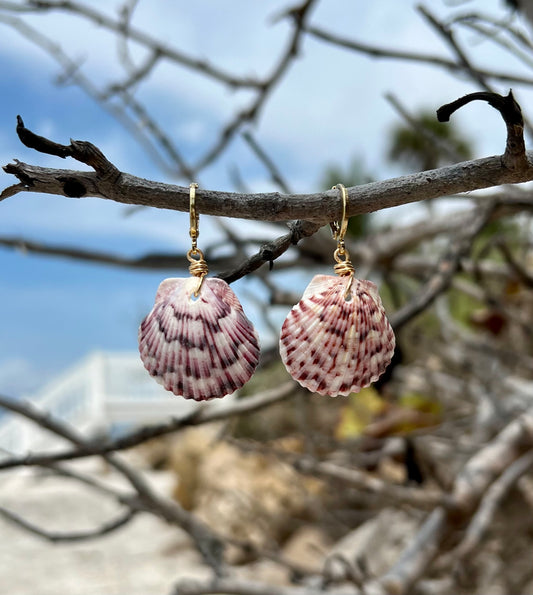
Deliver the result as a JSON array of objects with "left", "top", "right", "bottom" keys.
[{"left": 0, "top": 461, "right": 210, "bottom": 595}]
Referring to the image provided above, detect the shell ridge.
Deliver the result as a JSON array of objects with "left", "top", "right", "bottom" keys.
[
  {"left": 280, "top": 275, "right": 395, "bottom": 397},
  {"left": 139, "top": 277, "right": 259, "bottom": 401}
]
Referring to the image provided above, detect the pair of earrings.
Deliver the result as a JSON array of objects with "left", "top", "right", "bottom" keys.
[{"left": 138, "top": 184, "right": 395, "bottom": 401}]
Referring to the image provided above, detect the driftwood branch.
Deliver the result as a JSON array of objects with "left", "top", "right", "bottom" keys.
[
  {"left": 437, "top": 91, "right": 527, "bottom": 171},
  {"left": 362, "top": 407, "right": 533, "bottom": 595},
  {"left": 3, "top": 134, "right": 533, "bottom": 224}
]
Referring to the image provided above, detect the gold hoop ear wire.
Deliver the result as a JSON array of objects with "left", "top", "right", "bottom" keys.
[
  {"left": 186, "top": 182, "right": 208, "bottom": 296},
  {"left": 331, "top": 183, "right": 349, "bottom": 243},
  {"left": 331, "top": 183, "right": 355, "bottom": 299}
]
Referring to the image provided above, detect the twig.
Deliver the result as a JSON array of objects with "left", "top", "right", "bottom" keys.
[
  {"left": 418, "top": 5, "right": 492, "bottom": 92},
  {"left": 0, "top": 506, "right": 137, "bottom": 542},
  {"left": 390, "top": 205, "right": 493, "bottom": 330},
  {"left": 173, "top": 577, "right": 357, "bottom": 595},
  {"left": 116, "top": 0, "right": 141, "bottom": 74},
  {"left": 0, "top": 382, "right": 297, "bottom": 469},
  {"left": 0, "top": 394, "right": 225, "bottom": 572},
  {"left": 386, "top": 92, "right": 466, "bottom": 164},
  {"left": 494, "top": 238, "right": 533, "bottom": 287},
  {"left": 0, "top": 235, "right": 218, "bottom": 271},
  {"left": 455, "top": 19, "right": 533, "bottom": 70},
  {"left": 242, "top": 131, "right": 293, "bottom": 194},
  {"left": 0, "top": 0, "right": 262, "bottom": 89},
  {"left": 450, "top": 449, "right": 533, "bottom": 561},
  {"left": 218, "top": 221, "right": 320, "bottom": 283},
  {"left": 192, "top": 0, "right": 318, "bottom": 172},
  {"left": 294, "top": 457, "right": 452, "bottom": 510},
  {"left": 304, "top": 23, "right": 533, "bottom": 86},
  {"left": 362, "top": 406, "right": 533, "bottom": 595},
  {"left": 0, "top": 14, "right": 194, "bottom": 178},
  {"left": 437, "top": 90, "right": 527, "bottom": 171}
]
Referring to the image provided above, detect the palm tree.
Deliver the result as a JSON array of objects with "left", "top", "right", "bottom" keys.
[{"left": 388, "top": 110, "right": 473, "bottom": 172}]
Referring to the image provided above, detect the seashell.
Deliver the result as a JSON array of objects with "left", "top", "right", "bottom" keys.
[
  {"left": 139, "top": 277, "right": 260, "bottom": 401},
  {"left": 279, "top": 274, "right": 395, "bottom": 397}
]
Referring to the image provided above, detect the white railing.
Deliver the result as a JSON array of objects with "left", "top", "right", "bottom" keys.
[{"left": 0, "top": 351, "right": 233, "bottom": 457}]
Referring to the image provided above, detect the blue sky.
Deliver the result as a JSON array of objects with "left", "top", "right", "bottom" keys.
[{"left": 0, "top": 0, "right": 529, "bottom": 395}]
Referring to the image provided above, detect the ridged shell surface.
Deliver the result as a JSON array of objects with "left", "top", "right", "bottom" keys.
[
  {"left": 279, "top": 275, "right": 395, "bottom": 396},
  {"left": 139, "top": 277, "right": 260, "bottom": 401}
]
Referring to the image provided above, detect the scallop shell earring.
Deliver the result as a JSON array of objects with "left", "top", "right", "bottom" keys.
[
  {"left": 139, "top": 183, "right": 260, "bottom": 401},
  {"left": 280, "top": 184, "right": 395, "bottom": 397}
]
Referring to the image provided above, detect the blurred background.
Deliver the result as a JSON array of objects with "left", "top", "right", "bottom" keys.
[
  {"left": 0, "top": 0, "right": 525, "bottom": 395},
  {"left": 2, "top": 2, "right": 533, "bottom": 594}
]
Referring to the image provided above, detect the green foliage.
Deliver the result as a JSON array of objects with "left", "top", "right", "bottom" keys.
[
  {"left": 335, "top": 387, "right": 443, "bottom": 440},
  {"left": 388, "top": 109, "right": 473, "bottom": 172}
]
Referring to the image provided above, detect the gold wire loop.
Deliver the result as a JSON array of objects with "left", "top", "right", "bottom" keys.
[
  {"left": 188, "top": 183, "right": 208, "bottom": 296},
  {"left": 331, "top": 183, "right": 355, "bottom": 298}
]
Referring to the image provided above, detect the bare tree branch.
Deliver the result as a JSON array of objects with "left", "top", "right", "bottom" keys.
[
  {"left": 0, "top": 13, "right": 193, "bottom": 178},
  {"left": 174, "top": 577, "right": 356, "bottom": 595},
  {"left": 0, "top": 0, "right": 263, "bottom": 89},
  {"left": 0, "top": 505, "right": 137, "bottom": 542},
  {"left": 3, "top": 149, "right": 533, "bottom": 223},
  {"left": 0, "top": 381, "right": 297, "bottom": 469},
  {"left": 241, "top": 131, "right": 293, "bottom": 194},
  {"left": 0, "top": 393, "right": 225, "bottom": 571},
  {"left": 363, "top": 406, "right": 533, "bottom": 595},
  {"left": 304, "top": 23, "right": 533, "bottom": 86},
  {"left": 390, "top": 204, "right": 494, "bottom": 330},
  {"left": 294, "top": 457, "right": 452, "bottom": 510},
  {"left": 451, "top": 449, "right": 533, "bottom": 561}
]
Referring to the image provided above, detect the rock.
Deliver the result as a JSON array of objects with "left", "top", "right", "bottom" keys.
[{"left": 167, "top": 426, "right": 324, "bottom": 563}]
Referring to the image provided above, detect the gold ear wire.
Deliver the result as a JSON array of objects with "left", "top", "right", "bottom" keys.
[
  {"left": 331, "top": 183, "right": 349, "bottom": 243},
  {"left": 331, "top": 183, "right": 355, "bottom": 298},
  {"left": 186, "top": 182, "right": 208, "bottom": 296},
  {"left": 189, "top": 182, "right": 199, "bottom": 248}
]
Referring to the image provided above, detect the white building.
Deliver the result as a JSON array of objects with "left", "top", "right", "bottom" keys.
[{"left": 0, "top": 351, "right": 228, "bottom": 457}]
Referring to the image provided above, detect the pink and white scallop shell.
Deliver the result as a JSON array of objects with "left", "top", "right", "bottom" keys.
[
  {"left": 139, "top": 277, "right": 260, "bottom": 401},
  {"left": 279, "top": 274, "right": 395, "bottom": 397}
]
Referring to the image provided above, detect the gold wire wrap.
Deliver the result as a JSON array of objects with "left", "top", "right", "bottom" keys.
[
  {"left": 188, "top": 183, "right": 208, "bottom": 296},
  {"left": 331, "top": 183, "right": 355, "bottom": 298},
  {"left": 333, "top": 246, "right": 355, "bottom": 276}
]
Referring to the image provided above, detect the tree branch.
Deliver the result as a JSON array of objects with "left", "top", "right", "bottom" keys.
[
  {"left": 0, "top": 393, "right": 225, "bottom": 572},
  {"left": 0, "top": 505, "right": 137, "bottom": 542},
  {"left": 304, "top": 23, "right": 533, "bottom": 86},
  {"left": 173, "top": 577, "right": 356, "bottom": 595},
  {"left": 3, "top": 151, "right": 533, "bottom": 223},
  {"left": 0, "top": 381, "right": 297, "bottom": 469},
  {"left": 450, "top": 449, "right": 533, "bottom": 562},
  {"left": 390, "top": 204, "right": 494, "bottom": 330},
  {"left": 294, "top": 457, "right": 452, "bottom": 510},
  {"left": 0, "top": 0, "right": 262, "bottom": 89},
  {"left": 362, "top": 406, "right": 533, "bottom": 595}
]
